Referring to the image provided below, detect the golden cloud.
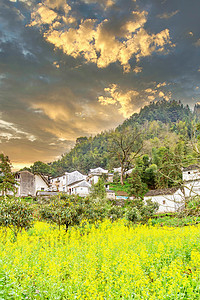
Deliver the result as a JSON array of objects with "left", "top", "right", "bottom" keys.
[
  {"left": 98, "top": 84, "right": 139, "bottom": 117},
  {"left": 157, "top": 10, "right": 179, "bottom": 19},
  {"left": 29, "top": 2, "right": 173, "bottom": 72},
  {"left": 98, "top": 82, "right": 172, "bottom": 116}
]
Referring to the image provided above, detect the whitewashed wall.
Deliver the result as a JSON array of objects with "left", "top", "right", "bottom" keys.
[
  {"left": 35, "top": 175, "right": 49, "bottom": 194},
  {"left": 183, "top": 169, "right": 200, "bottom": 181},
  {"left": 144, "top": 189, "right": 184, "bottom": 213}
]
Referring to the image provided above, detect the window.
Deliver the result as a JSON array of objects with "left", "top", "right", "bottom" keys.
[{"left": 163, "top": 200, "right": 166, "bottom": 205}]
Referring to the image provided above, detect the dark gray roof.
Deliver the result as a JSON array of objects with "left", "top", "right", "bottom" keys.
[
  {"left": 76, "top": 181, "right": 91, "bottom": 188},
  {"left": 183, "top": 165, "right": 200, "bottom": 171},
  {"left": 67, "top": 179, "right": 90, "bottom": 187},
  {"left": 145, "top": 187, "right": 179, "bottom": 197}
]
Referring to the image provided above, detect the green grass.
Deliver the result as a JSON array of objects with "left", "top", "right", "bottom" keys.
[{"left": 109, "top": 181, "right": 131, "bottom": 193}]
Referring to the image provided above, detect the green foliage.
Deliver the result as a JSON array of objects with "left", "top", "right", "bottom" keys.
[
  {"left": 30, "top": 161, "right": 51, "bottom": 176},
  {"left": 89, "top": 177, "right": 106, "bottom": 199},
  {"left": 120, "top": 99, "right": 192, "bottom": 129},
  {"left": 125, "top": 198, "right": 159, "bottom": 223},
  {"left": 125, "top": 207, "right": 142, "bottom": 223},
  {"left": 109, "top": 181, "right": 130, "bottom": 193},
  {"left": 0, "top": 154, "right": 17, "bottom": 196},
  {"left": 152, "top": 147, "right": 182, "bottom": 188},
  {"left": 40, "top": 195, "right": 83, "bottom": 231},
  {"left": 0, "top": 271, "right": 14, "bottom": 299},
  {"left": 40, "top": 194, "right": 110, "bottom": 230},
  {"left": 113, "top": 172, "right": 120, "bottom": 184},
  {"left": 128, "top": 169, "right": 148, "bottom": 199},
  {"left": 0, "top": 198, "right": 34, "bottom": 237}
]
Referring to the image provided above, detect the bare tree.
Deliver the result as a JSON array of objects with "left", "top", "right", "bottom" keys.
[{"left": 108, "top": 127, "right": 143, "bottom": 185}]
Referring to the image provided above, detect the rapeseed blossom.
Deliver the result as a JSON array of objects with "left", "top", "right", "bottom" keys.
[{"left": 0, "top": 220, "right": 200, "bottom": 299}]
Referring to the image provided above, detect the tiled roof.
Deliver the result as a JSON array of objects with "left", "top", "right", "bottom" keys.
[
  {"left": 183, "top": 165, "right": 199, "bottom": 171},
  {"left": 145, "top": 187, "right": 179, "bottom": 197}
]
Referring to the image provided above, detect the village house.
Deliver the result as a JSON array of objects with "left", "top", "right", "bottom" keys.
[
  {"left": 67, "top": 180, "right": 91, "bottom": 197},
  {"left": 50, "top": 171, "right": 87, "bottom": 192},
  {"left": 144, "top": 187, "right": 185, "bottom": 213},
  {"left": 15, "top": 171, "right": 49, "bottom": 197},
  {"left": 88, "top": 167, "right": 109, "bottom": 184},
  {"left": 87, "top": 167, "right": 114, "bottom": 184},
  {"left": 182, "top": 165, "right": 200, "bottom": 199}
]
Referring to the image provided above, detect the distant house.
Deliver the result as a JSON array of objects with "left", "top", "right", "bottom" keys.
[
  {"left": 106, "top": 190, "right": 116, "bottom": 200},
  {"left": 88, "top": 167, "right": 114, "bottom": 184},
  {"left": 50, "top": 171, "right": 87, "bottom": 192},
  {"left": 182, "top": 165, "right": 200, "bottom": 199},
  {"left": 67, "top": 180, "right": 91, "bottom": 197},
  {"left": 144, "top": 187, "right": 184, "bottom": 213},
  {"left": 113, "top": 167, "right": 133, "bottom": 176},
  {"left": 88, "top": 167, "right": 109, "bottom": 184},
  {"left": 15, "top": 171, "right": 49, "bottom": 197}
]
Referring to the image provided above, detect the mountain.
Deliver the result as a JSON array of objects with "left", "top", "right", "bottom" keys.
[
  {"left": 27, "top": 100, "right": 195, "bottom": 176},
  {"left": 119, "top": 99, "right": 192, "bottom": 129}
]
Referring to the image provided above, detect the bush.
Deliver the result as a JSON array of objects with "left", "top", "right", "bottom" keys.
[
  {"left": 0, "top": 198, "right": 34, "bottom": 237},
  {"left": 125, "top": 198, "right": 158, "bottom": 223},
  {"left": 125, "top": 207, "right": 142, "bottom": 223}
]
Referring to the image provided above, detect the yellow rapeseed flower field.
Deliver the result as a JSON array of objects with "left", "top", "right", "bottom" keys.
[{"left": 0, "top": 220, "right": 200, "bottom": 299}]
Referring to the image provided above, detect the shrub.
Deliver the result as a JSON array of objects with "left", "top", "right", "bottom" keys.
[
  {"left": 0, "top": 198, "right": 34, "bottom": 237},
  {"left": 125, "top": 207, "right": 141, "bottom": 223}
]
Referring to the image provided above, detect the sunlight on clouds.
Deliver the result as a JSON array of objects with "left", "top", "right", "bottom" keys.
[
  {"left": 29, "top": 1, "right": 173, "bottom": 72},
  {"left": 133, "top": 66, "right": 142, "bottom": 73},
  {"left": 0, "top": 119, "right": 36, "bottom": 142},
  {"left": 32, "top": 102, "right": 72, "bottom": 121},
  {"left": 83, "top": 0, "right": 114, "bottom": 9},
  {"left": 98, "top": 81, "right": 172, "bottom": 117},
  {"left": 98, "top": 84, "right": 139, "bottom": 117},
  {"left": 157, "top": 10, "right": 179, "bottom": 19},
  {"left": 30, "top": 4, "right": 57, "bottom": 26}
]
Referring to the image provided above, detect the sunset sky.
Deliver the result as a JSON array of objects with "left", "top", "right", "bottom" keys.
[{"left": 1, "top": 0, "right": 200, "bottom": 170}]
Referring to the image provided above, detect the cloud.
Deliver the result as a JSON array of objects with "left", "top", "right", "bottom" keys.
[
  {"left": 98, "top": 82, "right": 172, "bottom": 117},
  {"left": 0, "top": 118, "right": 36, "bottom": 142},
  {"left": 29, "top": 1, "right": 173, "bottom": 72},
  {"left": 82, "top": 0, "right": 115, "bottom": 9},
  {"left": 29, "top": 86, "right": 125, "bottom": 141},
  {"left": 157, "top": 10, "right": 179, "bottom": 19},
  {"left": 195, "top": 39, "right": 200, "bottom": 47},
  {"left": 133, "top": 66, "right": 142, "bottom": 73},
  {"left": 98, "top": 84, "right": 139, "bottom": 117}
]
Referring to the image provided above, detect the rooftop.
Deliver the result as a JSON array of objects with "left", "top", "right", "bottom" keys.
[{"left": 145, "top": 187, "right": 179, "bottom": 197}]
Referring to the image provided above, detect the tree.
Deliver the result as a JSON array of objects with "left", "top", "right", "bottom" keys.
[
  {"left": 0, "top": 198, "right": 34, "bottom": 237},
  {"left": 152, "top": 147, "right": 182, "bottom": 189},
  {"left": 30, "top": 161, "right": 51, "bottom": 176},
  {"left": 90, "top": 177, "right": 106, "bottom": 199},
  {"left": 128, "top": 168, "right": 148, "bottom": 199},
  {"left": 0, "top": 154, "right": 17, "bottom": 196},
  {"left": 108, "top": 127, "right": 143, "bottom": 185}
]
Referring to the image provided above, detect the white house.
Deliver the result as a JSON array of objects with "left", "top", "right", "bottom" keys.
[
  {"left": 67, "top": 180, "right": 91, "bottom": 197},
  {"left": 113, "top": 167, "right": 133, "bottom": 176},
  {"left": 50, "top": 171, "right": 87, "bottom": 192},
  {"left": 144, "top": 187, "right": 185, "bottom": 213},
  {"left": 182, "top": 165, "right": 200, "bottom": 198},
  {"left": 88, "top": 167, "right": 108, "bottom": 184},
  {"left": 15, "top": 171, "right": 49, "bottom": 197}
]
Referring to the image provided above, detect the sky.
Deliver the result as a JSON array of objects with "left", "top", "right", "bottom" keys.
[{"left": 1, "top": 0, "right": 200, "bottom": 170}]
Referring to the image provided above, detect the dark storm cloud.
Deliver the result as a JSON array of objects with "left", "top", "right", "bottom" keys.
[{"left": 1, "top": 0, "right": 200, "bottom": 168}]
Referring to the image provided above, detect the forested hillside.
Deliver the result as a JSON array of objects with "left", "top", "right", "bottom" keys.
[{"left": 25, "top": 100, "right": 200, "bottom": 182}]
